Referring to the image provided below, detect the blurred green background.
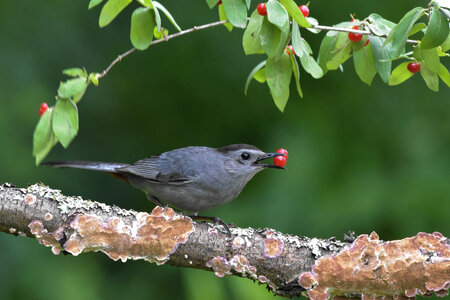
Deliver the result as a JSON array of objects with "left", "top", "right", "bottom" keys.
[{"left": 0, "top": 0, "right": 449, "bottom": 299}]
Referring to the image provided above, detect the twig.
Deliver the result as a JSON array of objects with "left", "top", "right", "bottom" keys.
[
  {"left": 99, "top": 20, "right": 228, "bottom": 78},
  {"left": 99, "top": 47, "right": 136, "bottom": 78},
  {"left": 98, "top": 19, "right": 419, "bottom": 79},
  {"left": 312, "top": 24, "right": 419, "bottom": 45}
]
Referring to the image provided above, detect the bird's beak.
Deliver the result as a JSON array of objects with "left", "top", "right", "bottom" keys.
[{"left": 253, "top": 153, "right": 286, "bottom": 169}]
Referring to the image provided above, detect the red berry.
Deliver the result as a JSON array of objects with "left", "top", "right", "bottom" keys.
[
  {"left": 407, "top": 62, "right": 420, "bottom": 73},
  {"left": 348, "top": 26, "right": 362, "bottom": 42},
  {"left": 273, "top": 156, "right": 287, "bottom": 167},
  {"left": 299, "top": 5, "right": 309, "bottom": 17},
  {"left": 276, "top": 148, "right": 288, "bottom": 158},
  {"left": 39, "top": 102, "right": 48, "bottom": 116},
  {"left": 257, "top": 3, "right": 267, "bottom": 16},
  {"left": 217, "top": 0, "right": 222, "bottom": 4},
  {"left": 364, "top": 39, "right": 369, "bottom": 47},
  {"left": 285, "top": 45, "right": 295, "bottom": 55}
]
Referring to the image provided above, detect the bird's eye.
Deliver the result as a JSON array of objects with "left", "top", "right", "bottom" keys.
[{"left": 241, "top": 152, "right": 250, "bottom": 160}]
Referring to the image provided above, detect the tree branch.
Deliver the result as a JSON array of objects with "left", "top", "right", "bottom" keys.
[
  {"left": 98, "top": 20, "right": 418, "bottom": 78},
  {"left": 1, "top": 183, "right": 448, "bottom": 299}
]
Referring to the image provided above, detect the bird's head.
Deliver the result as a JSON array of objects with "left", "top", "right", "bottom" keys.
[{"left": 217, "top": 144, "right": 286, "bottom": 178}]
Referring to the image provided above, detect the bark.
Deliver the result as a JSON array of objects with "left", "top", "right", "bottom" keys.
[{"left": 0, "top": 182, "right": 448, "bottom": 299}]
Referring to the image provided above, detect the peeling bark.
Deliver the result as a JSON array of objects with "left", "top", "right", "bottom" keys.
[{"left": 0, "top": 183, "right": 448, "bottom": 298}]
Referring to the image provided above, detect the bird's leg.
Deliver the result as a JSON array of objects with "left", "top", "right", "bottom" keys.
[
  {"left": 189, "top": 215, "right": 232, "bottom": 236},
  {"left": 147, "top": 194, "right": 167, "bottom": 208}
]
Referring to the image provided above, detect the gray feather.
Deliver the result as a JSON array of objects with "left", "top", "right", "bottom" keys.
[
  {"left": 116, "top": 157, "right": 160, "bottom": 180},
  {"left": 43, "top": 161, "right": 129, "bottom": 173}
]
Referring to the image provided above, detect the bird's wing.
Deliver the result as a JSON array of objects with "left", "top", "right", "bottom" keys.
[{"left": 116, "top": 156, "right": 194, "bottom": 185}]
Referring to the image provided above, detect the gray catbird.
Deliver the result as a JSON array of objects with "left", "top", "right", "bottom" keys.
[{"left": 43, "top": 144, "right": 285, "bottom": 214}]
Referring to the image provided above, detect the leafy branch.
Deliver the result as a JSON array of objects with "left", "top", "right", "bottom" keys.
[{"left": 32, "top": 0, "right": 450, "bottom": 165}]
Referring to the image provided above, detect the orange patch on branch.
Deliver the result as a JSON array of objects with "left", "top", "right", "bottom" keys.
[
  {"left": 263, "top": 237, "right": 284, "bottom": 258},
  {"left": 298, "top": 232, "right": 449, "bottom": 299},
  {"left": 64, "top": 206, "right": 194, "bottom": 264},
  {"left": 29, "top": 220, "right": 64, "bottom": 255}
]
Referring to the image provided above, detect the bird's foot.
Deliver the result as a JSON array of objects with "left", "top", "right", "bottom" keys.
[
  {"left": 189, "top": 215, "right": 232, "bottom": 236},
  {"left": 147, "top": 195, "right": 167, "bottom": 208}
]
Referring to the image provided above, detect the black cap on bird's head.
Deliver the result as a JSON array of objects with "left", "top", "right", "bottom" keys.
[{"left": 217, "top": 144, "right": 286, "bottom": 171}]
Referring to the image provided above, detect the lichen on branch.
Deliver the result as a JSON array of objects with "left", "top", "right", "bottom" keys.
[{"left": 0, "top": 182, "right": 448, "bottom": 298}]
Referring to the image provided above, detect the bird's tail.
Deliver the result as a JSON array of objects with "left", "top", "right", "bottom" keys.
[{"left": 42, "top": 161, "right": 129, "bottom": 173}]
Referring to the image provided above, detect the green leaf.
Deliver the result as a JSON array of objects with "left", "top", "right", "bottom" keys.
[
  {"left": 350, "top": 35, "right": 369, "bottom": 52},
  {"left": 423, "top": 48, "right": 441, "bottom": 73},
  {"left": 317, "top": 30, "right": 340, "bottom": 74},
  {"left": 153, "top": 26, "right": 169, "bottom": 39},
  {"left": 291, "top": 20, "right": 302, "bottom": 52},
  {"left": 388, "top": 62, "right": 415, "bottom": 85},
  {"left": 267, "top": 0, "right": 289, "bottom": 29},
  {"left": 367, "top": 13, "right": 395, "bottom": 36},
  {"left": 316, "top": 22, "right": 354, "bottom": 73},
  {"left": 420, "top": 63, "right": 439, "bottom": 91},
  {"left": 89, "top": 73, "right": 100, "bottom": 86},
  {"left": 58, "top": 77, "right": 89, "bottom": 99},
  {"left": 89, "top": 0, "right": 103, "bottom": 10},
  {"left": 383, "top": 7, "right": 425, "bottom": 58},
  {"left": 153, "top": 5, "right": 161, "bottom": 31},
  {"left": 273, "top": 18, "right": 290, "bottom": 61},
  {"left": 33, "top": 109, "right": 58, "bottom": 165},
  {"left": 278, "top": 0, "right": 310, "bottom": 28},
  {"left": 421, "top": 8, "right": 449, "bottom": 49},
  {"left": 99, "top": 0, "right": 133, "bottom": 28},
  {"left": 290, "top": 55, "right": 303, "bottom": 99},
  {"left": 299, "top": 52, "right": 323, "bottom": 79},
  {"left": 245, "top": 60, "right": 266, "bottom": 95},
  {"left": 266, "top": 52, "right": 292, "bottom": 98},
  {"left": 153, "top": 1, "right": 182, "bottom": 32},
  {"left": 205, "top": 0, "right": 218, "bottom": 9},
  {"left": 245, "top": 0, "right": 251, "bottom": 9},
  {"left": 441, "top": 28, "right": 450, "bottom": 51},
  {"left": 353, "top": 43, "right": 377, "bottom": 85},
  {"left": 434, "top": 0, "right": 450, "bottom": 9},
  {"left": 253, "top": 68, "right": 266, "bottom": 82},
  {"left": 218, "top": 4, "right": 233, "bottom": 31},
  {"left": 369, "top": 36, "right": 393, "bottom": 84},
  {"left": 137, "top": 0, "right": 160, "bottom": 31},
  {"left": 305, "top": 17, "right": 321, "bottom": 34},
  {"left": 271, "top": 84, "right": 289, "bottom": 112},
  {"left": 130, "top": 7, "right": 155, "bottom": 50},
  {"left": 408, "top": 23, "right": 426, "bottom": 37},
  {"left": 325, "top": 32, "right": 352, "bottom": 70},
  {"left": 438, "top": 63, "right": 450, "bottom": 87},
  {"left": 52, "top": 99, "right": 79, "bottom": 148},
  {"left": 136, "top": 0, "right": 152, "bottom": 6},
  {"left": 292, "top": 21, "right": 323, "bottom": 79},
  {"left": 440, "top": 8, "right": 450, "bottom": 19},
  {"left": 62, "top": 68, "right": 86, "bottom": 78},
  {"left": 260, "top": 17, "right": 282, "bottom": 58},
  {"left": 242, "top": 10, "right": 264, "bottom": 55},
  {"left": 222, "top": 0, "right": 247, "bottom": 29},
  {"left": 414, "top": 46, "right": 441, "bottom": 73}
]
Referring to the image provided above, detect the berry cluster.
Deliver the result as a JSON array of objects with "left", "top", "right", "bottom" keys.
[
  {"left": 285, "top": 44, "right": 295, "bottom": 55},
  {"left": 257, "top": 3, "right": 309, "bottom": 17},
  {"left": 407, "top": 62, "right": 420, "bottom": 73},
  {"left": 348, "top": 25, "right": 362, "bottom": 42},
  {"left": 38, "top": 103, "right": 48, "bottom": 116},
  {"left": 273, "top": 148, "right": 288, "bottom": 167}
]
